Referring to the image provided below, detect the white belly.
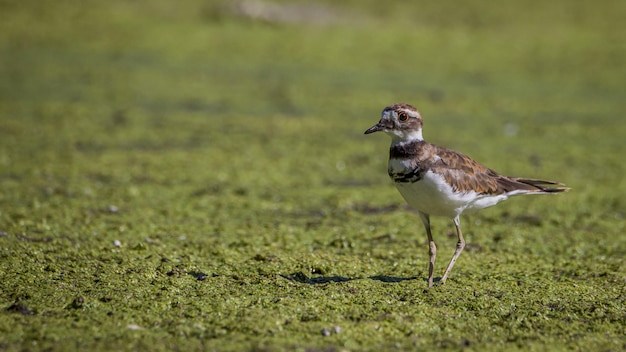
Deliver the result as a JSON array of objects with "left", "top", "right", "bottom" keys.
[{"left": 394, "top": 170, "right": 509, "bottom": 217}]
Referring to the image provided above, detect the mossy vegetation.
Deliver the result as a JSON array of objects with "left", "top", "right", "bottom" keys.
[{"left": 1, "top": 1, "right": 625, "bottom": 350}]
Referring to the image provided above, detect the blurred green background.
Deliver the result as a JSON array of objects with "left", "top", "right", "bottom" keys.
[{"left": 1, "top": 1, "right": 625, "bottom": 351}]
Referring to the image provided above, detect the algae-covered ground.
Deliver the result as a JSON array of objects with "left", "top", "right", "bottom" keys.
[{"left": 1, "top": 1, "right": 625, "bottom": 351}]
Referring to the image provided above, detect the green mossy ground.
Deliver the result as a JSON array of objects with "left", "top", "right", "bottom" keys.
[{"left": 1, "top": 1, "right": 625, "bottom": 351}]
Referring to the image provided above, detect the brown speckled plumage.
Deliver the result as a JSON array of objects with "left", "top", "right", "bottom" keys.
[{"left": 389, "top": 140, "right": 568, "bottom": 195}]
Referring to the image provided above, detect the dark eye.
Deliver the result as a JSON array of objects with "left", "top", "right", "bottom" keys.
[{"left": 398, "top": 112, "right": 409, "bottom": 122}]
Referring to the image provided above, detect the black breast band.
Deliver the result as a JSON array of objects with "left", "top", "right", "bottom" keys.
[{"left": 389, "top": 165, "right": 423, "bottom": 183}]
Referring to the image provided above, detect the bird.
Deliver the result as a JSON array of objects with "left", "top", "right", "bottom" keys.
[{"left": 364, "top": 103, "right": 569, "bottom": 288}]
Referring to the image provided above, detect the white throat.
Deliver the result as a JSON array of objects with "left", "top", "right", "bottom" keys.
[{"left": 388, "top": 129, "right": 423, "bottom": 145}]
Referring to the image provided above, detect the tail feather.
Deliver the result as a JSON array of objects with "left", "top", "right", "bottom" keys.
[{"left": 512, "top": 178, "right": 570, "bottom": 193}]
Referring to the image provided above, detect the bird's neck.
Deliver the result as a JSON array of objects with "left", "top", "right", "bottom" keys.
[{"left": 389, "top": 129, "right": 424, "bottom": 146}]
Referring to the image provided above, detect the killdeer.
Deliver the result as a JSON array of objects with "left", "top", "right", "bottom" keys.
[{"left": 365, "top": 103, "right": 569, "bottom": 288}]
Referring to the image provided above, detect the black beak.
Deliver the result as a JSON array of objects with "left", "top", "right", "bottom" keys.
[{"left": 364, "top": 123, "right": 384, "bottom": 135}]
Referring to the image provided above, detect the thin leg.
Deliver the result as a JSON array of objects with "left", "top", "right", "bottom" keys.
[
  {"left": 440, "top": 216, "right": 466, "bottom": 284},
  {"left": 418, "top": 212, "right": 436, "bottom": 288}
]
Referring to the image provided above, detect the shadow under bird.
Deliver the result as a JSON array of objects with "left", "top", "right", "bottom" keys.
[{"left": 365, "top": 103, "right": 569, "bottom": 288}]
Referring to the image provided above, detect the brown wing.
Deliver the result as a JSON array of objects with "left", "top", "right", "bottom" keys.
[{"left": 426, "top": 145, "right": 566, "bottom": 195}]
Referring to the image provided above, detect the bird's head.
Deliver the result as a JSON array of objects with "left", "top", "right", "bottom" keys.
[{"left": 364, "top": 103, "right": 424, "bottom": 143}]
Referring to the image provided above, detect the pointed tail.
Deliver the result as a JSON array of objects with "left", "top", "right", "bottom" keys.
[{"left": 512, "top": 178, "right": 570, "bottom": 193}]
